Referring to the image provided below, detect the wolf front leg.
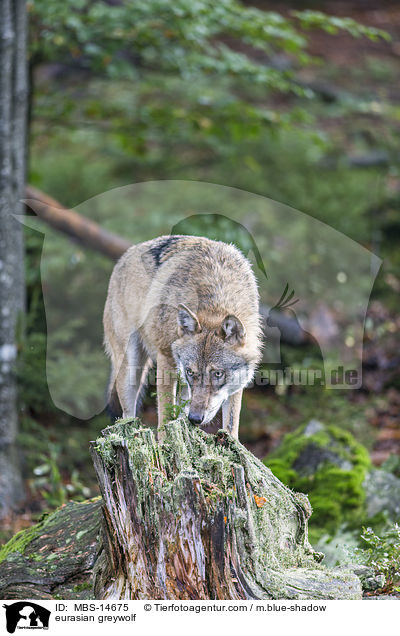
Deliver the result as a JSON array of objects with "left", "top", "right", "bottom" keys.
[
  {"left": 222, "top": 389, "right": 243, "bottom": 439},
  {"left": 156, "top": 352, "right": 177, "bottom": 431}
]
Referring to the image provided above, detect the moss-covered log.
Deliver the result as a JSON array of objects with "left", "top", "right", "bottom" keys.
[
  {"left": 0, "top": 499, "right": 101, "bottom": 600},
  {"left": 91, "top": 418, "right": 361, "bottom": 600}
]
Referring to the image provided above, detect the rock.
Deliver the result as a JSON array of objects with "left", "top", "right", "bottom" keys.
[
  {"left": 264, "top": 420, "right": 371, "bottom": 537},
  {"left": 363, "top": 574, "right": 386, "bottom": 591},
  {"left": 303, "top": 419, "right": 325, "bottom": 437},
  {"left": 348, "top": 566, "right": 386, "bottom": 592}
]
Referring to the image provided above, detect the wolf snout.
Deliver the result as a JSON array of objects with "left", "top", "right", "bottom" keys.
[{"left": 188, "top": 411, "right": 204, "bottom": 426}]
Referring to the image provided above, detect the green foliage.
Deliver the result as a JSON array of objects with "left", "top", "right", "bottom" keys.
[
  {"left": 30, "top": 122, "right": 384, "bottom": 242},
  {"left": 30, "top": 0, "right": 389, "bottom": 148},
  {"left": 162, "top": 400, "right": 189, "bottom": 424},
  {"left": 31, "top": 443, "right": 91, "bottom": 509},
  {"left": 18, "top": 225, "right": 108, "bottom": 418},
  {"left": 17, "top": 412, "right": 104, "bottom": 515},
  {"left": 17, "top": 228, "right": 55, "bottom": 414},
  {"left": 29, "top": 0, "right": 307, "bottom": 84},
  {"left": 264, "top": 422, "right": 371, "bottom": 539},
  {"left": 356, "top": 524, "right": 400, "bottom": 593},
  {"left": 31, "top": 1, "right": 373, "bottom": 79},
  {"left": 31, "top": 444, "right": 66, "bottom": 508},
  {"left": 158, "top": 373, "right": 190, "bottom": 423},
  {"left": 292, "top": 10, "right": 390, "bottom": 41},
  {"left": 17, "top": 331, "right": 51, "bottom": 413}
]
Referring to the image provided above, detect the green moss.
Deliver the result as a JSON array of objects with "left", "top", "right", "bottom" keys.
[
  {"left": 0, "top": 507, "right": 59, "bottom": 563},
  {"left": 0, "top": 498, "right": 102, "bottom": 565},
  {"left": 73, "top": 582, "right": 93, "bottom": 593},
  {"left": 264, "top": 421, "right": 371, "bottom": 539},
  {"left": 0, "top": 525, "right": 42, "bottom": 564}
]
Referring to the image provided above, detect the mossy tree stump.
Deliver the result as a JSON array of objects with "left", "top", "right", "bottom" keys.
[{"left": 90, "top": 419, "right": 361, "bottom": 600}]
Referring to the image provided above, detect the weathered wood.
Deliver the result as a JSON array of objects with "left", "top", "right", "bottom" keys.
[
  {"left": 90, "top": 418, "right": 362, "bottom": 600},
  {"left": 0, "top": 499, "right": 102, "bottom": 600}
]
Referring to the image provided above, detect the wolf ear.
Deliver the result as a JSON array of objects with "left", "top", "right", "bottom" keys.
[
  {"left": 177, "top": 304, "right": 201, "bottom": 336},
  {"left": 219, "top": 315, "right": 246, "bottom": 345}
]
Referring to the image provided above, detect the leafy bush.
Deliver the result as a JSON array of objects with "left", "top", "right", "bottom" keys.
[{"left": 357, "top": 524, "right": 400, "bottom": 594}]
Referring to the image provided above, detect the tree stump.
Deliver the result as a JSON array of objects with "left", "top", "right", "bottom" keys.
[{"left": 90, "top": 418, "right": 361, "bottom": 600}]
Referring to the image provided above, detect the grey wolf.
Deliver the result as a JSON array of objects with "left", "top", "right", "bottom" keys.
[{"left": 103, "top": 235, "right": 262, "bottom": 438}]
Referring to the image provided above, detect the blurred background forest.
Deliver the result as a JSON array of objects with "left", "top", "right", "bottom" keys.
[{"left": 1, "top": 0, "right": 400, "bottom": 596}]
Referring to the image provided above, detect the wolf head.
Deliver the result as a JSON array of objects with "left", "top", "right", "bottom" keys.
[{"left": 171, "top": 304, "right": 255, "bottom": 427}]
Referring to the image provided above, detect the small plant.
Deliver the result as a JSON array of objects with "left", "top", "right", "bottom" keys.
[
  {"left": 357, "top": 524, "right": 400, "bottom": 594},
  {"left": 32, "top": 444, "right": 66, "bottom": 508},
  {"left": 32, "top": 443, "right": 91, "bottom": 509},
  {"left": 163, "top": 376, "right": 191, "bottom": 422},
  {"left": 151, "top": 372, "right": 190, "bottom": 424},
  {"left": 163, "top": 398, "right": 190, "bottom": 423}
]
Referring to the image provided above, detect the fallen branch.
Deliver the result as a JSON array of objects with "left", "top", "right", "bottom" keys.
[{"left": 24, "top": 185, "right": 131, "bottom": 261}]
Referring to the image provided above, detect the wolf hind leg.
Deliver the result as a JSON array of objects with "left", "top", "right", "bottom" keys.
[
  {"left": 115, "top": 331, "right": 150, "bottom": 418},
  {"left": 222, "top": 389, "right": 243, "bottom": 439}
]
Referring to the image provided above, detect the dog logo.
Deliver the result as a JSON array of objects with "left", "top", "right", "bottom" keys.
[{"left": 3, "top": 602, "right": 50, "bottom": 633}]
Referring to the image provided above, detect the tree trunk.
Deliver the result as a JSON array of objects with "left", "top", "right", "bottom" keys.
[
  {"left": 90, "top": 419, "right": 362, "bottom": 600},
  {"left": 0, "top": 0, "right": 28, "bottom": 519}
]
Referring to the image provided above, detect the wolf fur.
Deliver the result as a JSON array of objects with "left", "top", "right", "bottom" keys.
[{"left": 103, "top": 235, "right": 262, "bottom": 438}]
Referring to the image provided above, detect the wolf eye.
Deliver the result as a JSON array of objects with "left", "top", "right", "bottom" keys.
[
  {"left": 186, "top": 368, "right": 194, "bottom": 377},
  {"left": 213, "top": 370, "right": 224, "bottom": 379}
]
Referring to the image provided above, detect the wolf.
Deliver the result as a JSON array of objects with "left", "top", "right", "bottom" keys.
[{"left": 103, "top": 235, "right": 263, "bottom": 438}]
